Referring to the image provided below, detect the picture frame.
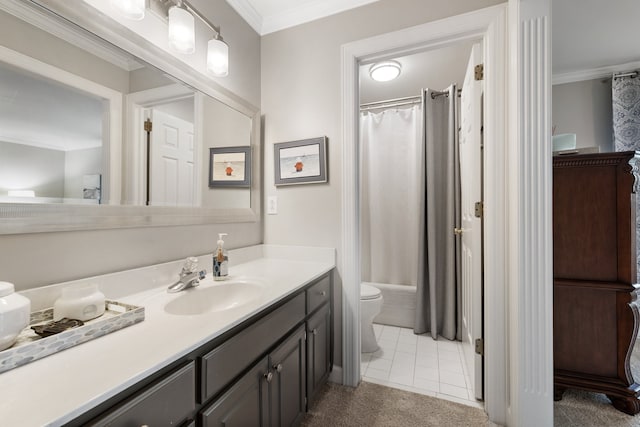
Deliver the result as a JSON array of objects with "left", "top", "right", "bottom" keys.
[
  {"left": 274, "top": 137, "right": 328, "bottom": 186},
  {"left": 209, "top": 146, "right": 251, "bottom": 187}
]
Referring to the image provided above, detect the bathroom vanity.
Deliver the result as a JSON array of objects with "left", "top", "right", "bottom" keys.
[{"left": 0, "top": 245, "right": 335, "bottom": 426}]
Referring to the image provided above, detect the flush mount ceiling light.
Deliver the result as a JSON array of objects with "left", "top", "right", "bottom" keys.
[
  {"left": 109, "top": 0, "right": 229, "bottom": 77},
  {"left": 369, "top": 60, "right": 402, "bottom": 82},
  {"left": 110, "top": 0, "right": 146, "bottom": 20},
  {"left": 168, "top": 4, "right": 195, "bottom": 54}
]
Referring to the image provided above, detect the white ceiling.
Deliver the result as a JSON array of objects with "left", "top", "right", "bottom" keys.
[
  {"left": 359, "top": 42, "right": 475, "bottom": 105},
  {"left": 552, "top": 0, "right": 640, "bottom": 80},
  {"left": 225, "top": 0, "right": 381, "bottom": 35},
  {"left": 228, "top": 0, "right": 640, "bottom": 82}
]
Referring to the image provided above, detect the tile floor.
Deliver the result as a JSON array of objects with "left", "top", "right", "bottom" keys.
[{"left": 361, "top": 323, "right": 483, "bottom": 409}]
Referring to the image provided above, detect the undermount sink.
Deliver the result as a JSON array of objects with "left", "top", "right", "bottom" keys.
[{"left": 164, "top": 279, "right": 265, "bottom": 316}]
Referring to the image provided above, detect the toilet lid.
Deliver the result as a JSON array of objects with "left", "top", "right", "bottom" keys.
[{"left": 360, "top": 283, "right": 381, "bottom": 300}]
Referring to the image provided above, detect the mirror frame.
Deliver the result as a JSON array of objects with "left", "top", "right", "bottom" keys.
[{"left": 0, "top": 0, "right": 261, "bottom": 234}]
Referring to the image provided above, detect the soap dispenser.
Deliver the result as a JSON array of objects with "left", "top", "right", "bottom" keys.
[{"left": 213, "top": 233, "right": 229, "bottom": 280}]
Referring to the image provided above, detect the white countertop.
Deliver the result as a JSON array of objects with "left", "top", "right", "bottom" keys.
[{"left": 0, "top": 245, "right": 335, "bottom": 426}]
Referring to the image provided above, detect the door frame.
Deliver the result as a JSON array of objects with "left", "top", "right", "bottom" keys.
[
  {"left": 124, "top": 84, "right": 200, "bottom": 206},
  {"left": 340, "top": 3, "right": 509, "bottom": 423}
]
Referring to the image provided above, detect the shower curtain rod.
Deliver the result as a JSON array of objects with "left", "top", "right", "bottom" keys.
[
  {"left": 613, "top": 70, "right": 638, "bottom": 79},
  {"left": 359, "top": 95, "right": 422, "bottom": 111},
  {"left": 359, "top": 89, "right": 463, "bottom": 111}
]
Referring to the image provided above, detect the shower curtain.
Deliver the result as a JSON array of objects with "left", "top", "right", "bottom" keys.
[
  {"left": 612, "top": 72, "right": 640, "bottom": 278},
  {"left": 414, "top": 86, "right": 461, "bottom": 341},
  {"left": 360, "top": 105, "right": 422, "bottom": 286}
]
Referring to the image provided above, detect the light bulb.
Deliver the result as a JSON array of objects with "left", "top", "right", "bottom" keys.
[
  {"left": 207, "top": 38, "right": 229, "bottom": 77},
  {"left": 110, "top": 0, "right": 145, "bottom": 20},
  {"left": 168, "top": 6, "right": 195, "bottom": 54}
]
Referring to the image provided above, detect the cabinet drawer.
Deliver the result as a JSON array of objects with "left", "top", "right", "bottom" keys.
[
  {"left": 306, "top": 275, "right": 330, "bottom": 314},
  {"left": 201, "top": 293, "right": 305, "bottom": 402},
  {"left": 89, "top": 361, "right": 196, "bottom": 426}
]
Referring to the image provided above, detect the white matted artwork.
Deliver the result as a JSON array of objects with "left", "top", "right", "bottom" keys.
[
  {"left": 209, "top": 146, "right": 251, "bottom": 187},
  {"left": 274, "top": 137, "right": 327, "bottom": 186}
]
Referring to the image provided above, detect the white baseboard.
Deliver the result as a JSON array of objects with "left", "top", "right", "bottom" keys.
[{"left": 329, "top": 365, "right": 343, "bottom": 384}]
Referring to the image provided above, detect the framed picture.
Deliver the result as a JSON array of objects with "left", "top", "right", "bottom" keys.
[
  {"left": 209, "top": 146, "right": 251, "bottom": 187},
  {"left": 274, "top": 137, "right": 328, "bottom": 186}
]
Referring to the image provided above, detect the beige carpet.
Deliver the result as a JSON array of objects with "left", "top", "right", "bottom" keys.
[
  {"left": 554, "top": 339, "right": 640, "bottom": 426},
  {"left": 303, "top": 340, "right": 640, "bottom": 426},
  {"left": 301, "top": 381, "right": 492, "bottom": 427}
]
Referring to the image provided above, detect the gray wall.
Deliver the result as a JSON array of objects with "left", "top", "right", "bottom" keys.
[
  {"left": 261, "top": 0, "right": 503, "bottom": 374},
  {"left": 552, "top": 79, "right": 614, "bottom": 152},
  {"left": 201, "top": 95, "right": 252, "bottom": 210},
  {"left": 0, "top": 140, "right": 64, "bottom": 198},
  {"left": 63, "top": 147, "right": 102, "bottom": 200},
  {"left": 0, "top": 2, "right": 262, "bottom": 291}
]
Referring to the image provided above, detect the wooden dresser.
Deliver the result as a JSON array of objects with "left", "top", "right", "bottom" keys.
[{"left": 553, "top": 151, "right": 640, "bottom": 414}]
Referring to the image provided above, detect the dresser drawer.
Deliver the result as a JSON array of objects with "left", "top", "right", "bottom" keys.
[
  {"left": 306, "top": 275, "right": 330, "bottom": 314},
  {"left": 89, "top": 361, "right": 196, "bottom": 426},
  {"left": 200, "top": 293, "right": 305, "bottom": 402}
]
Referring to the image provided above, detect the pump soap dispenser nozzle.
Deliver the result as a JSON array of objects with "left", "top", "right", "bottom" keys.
[{"left": 213, "top": 233, "right": 229, "bottom": 280}]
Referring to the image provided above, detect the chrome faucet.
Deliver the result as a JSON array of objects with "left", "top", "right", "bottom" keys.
[{"left": 168, "top": 257, "right": 207, "bottom": 293}]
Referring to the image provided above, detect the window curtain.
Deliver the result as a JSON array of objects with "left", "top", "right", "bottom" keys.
[{"left": 612, "top": 72, "right": 640, "bottom": 279}]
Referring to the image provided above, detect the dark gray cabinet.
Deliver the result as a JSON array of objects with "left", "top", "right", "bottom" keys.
[
  {"left": 71, "top": 272, "right": 333, "bottom": 427},
  {"left": 306, "top": 304, "right": 331, "bottom": 407},
  {"left": 202, "top": 325, "right": 307, "bottom": 427},
  {"left": 270, "top": 325, "right": 307, "bottom": 426},
  {"left": 88, "top": 361, "right": 196, "bottom": 426},
  {"left": 200, "top": 357, "right": 270, "bottom": 427}
]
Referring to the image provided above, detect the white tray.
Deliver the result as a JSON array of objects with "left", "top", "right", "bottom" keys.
[{"left": 0, "top": 300, "right": 144, "bottom": 374}]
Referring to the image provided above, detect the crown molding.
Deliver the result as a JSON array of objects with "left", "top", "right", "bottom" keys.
[
  {"left": 225, "top": 0, "right": 263, "bottom": 34},
  {"left": 0, "top": 0, "right": 142, "bottom": 71},
  {"left": 552, "top": 60, "right": 640, "bottom": 85}
]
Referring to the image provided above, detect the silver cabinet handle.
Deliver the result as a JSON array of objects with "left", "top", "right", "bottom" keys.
[
  {"left": 312, "top": 328, "right": 318, "bottom": 335},
  {"left": 274, "top": 363, "right": 283, "bottom": 372},
  {"left": 264, "top": 371, "right": 273, "bottom": 382},
  {"left": 319, "top": 291, "right": 326, "bottom": 296}
]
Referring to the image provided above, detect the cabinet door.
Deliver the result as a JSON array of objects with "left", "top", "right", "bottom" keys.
[
  {"left": 306, "top": 304, "right": 331, "bottom": 407},
  {"left": 89, "top": 362, "right": 196, "bottom": 427},
  {"left": 269, "top": 325, "right": 306, "bottom": 427},
  {"left": 200, "top": 357, "right": 269, "bottom": 427}
]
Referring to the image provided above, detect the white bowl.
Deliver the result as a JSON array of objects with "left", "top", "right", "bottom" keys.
[{"left": 0, "top": 282, "right": 31, "bottom": 351}]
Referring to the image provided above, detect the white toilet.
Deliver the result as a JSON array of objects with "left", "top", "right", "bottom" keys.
[{"left": 360, "top": 283, "right": 383, "bottom": 353}]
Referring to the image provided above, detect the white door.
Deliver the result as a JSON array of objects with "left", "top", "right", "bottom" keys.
[
  {"left": 459, "top": 43, "right": 484, "bottom": 400},
  {"left": 149, "top": 109, "right": 195, "bottom": 207}
]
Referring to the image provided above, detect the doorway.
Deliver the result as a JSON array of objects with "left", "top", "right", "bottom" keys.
[
  {"left": 341, "top": 4, "right": 508, "bottom": 422},
  {"left": 358, "top": 41, "right": 484, "bottom": 405}
]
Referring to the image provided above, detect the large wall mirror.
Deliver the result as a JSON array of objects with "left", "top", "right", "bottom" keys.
[{"left": 0, "top": 0, "right": 260, "bottom": 233}]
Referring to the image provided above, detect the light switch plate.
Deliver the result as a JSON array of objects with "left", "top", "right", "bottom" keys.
[{"left": 267, "top": 196, "right": 278, "bottom": 214}]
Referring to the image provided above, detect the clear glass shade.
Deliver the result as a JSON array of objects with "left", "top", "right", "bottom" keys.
[
  {"left": 207, "top": 38, "right": 229, "bottom": 77},
  {"left": 110, "top": 0, "right": 145, "bottom": 20},
  {"left": 168, "top": 6, "right": 196, "bottom": 54}
]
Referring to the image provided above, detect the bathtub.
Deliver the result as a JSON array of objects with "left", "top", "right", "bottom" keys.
[{"left": 362, "top": 282, "right": 416, "bottom": 329}]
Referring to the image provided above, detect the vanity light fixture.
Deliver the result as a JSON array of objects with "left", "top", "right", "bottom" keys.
[
  {"left": 110, "top": 0, "right": 229, "bottom": 76},
  {"left": 109, "top": 0, "right": 146, "bottom": 20},
  {"left": 370, "top": 60, "right": 402, "bottom": 82}
]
